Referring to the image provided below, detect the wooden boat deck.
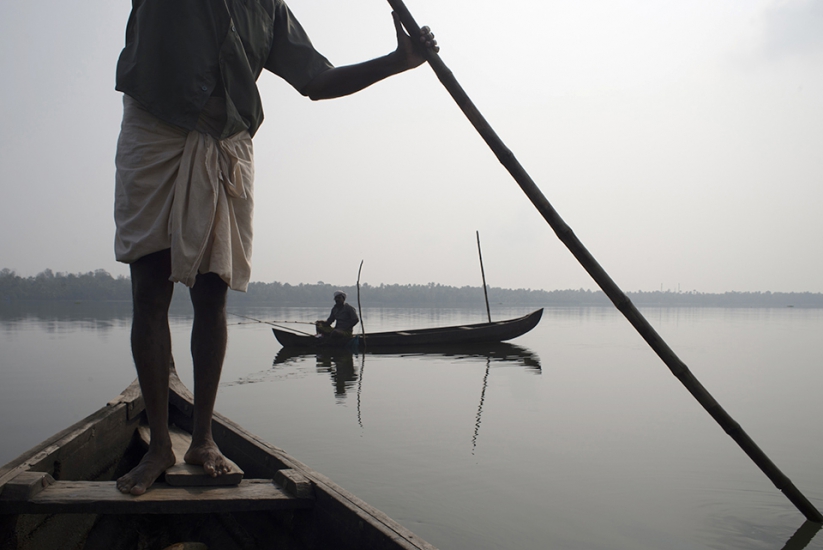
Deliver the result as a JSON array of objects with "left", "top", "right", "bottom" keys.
[{"left": 0, "top": 369, "right": 438, "bottom": 550}]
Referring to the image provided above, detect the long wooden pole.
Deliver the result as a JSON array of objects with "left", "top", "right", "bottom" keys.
[
  {"left": 476, "top": 231, "right": 492, "bottom": 323},
  {"left": 387, "top": 0, "right": 823, "bottom": 523}
]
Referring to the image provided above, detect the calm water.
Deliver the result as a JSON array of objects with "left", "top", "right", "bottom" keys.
[{"left": 2, "top": 301, "right": 822, "bottom": 550}]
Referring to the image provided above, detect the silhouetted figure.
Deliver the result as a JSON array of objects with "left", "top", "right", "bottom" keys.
[
  {"left": 112, "top": 0, "right": 437, "bottom": 495},
  {"left": 316, "top": 291, "right": 359, "bottom": 339}
]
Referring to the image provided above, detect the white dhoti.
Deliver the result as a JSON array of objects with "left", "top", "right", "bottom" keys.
[{"left": 114, "top": 95, "right": 254, "bottom": 292}]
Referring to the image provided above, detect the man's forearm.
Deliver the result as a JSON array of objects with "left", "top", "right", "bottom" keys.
[{"left": 303, "top": 52, "right": 413, "bottom": 100}]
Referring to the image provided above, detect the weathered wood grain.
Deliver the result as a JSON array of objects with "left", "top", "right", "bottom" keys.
[
  {"left": 274, "top": 469, "right": 313, "bottom": 500},
  {"left": 137, "top": 425, "right": 244, "bottom": 487},
  {"left": 0, "top": 479, "right": 311, "bottom": 515},
  {"left": 0, "top": 472, "right": 54, "bottom": 501},
  {"left": 106, "top": 378, "right": 145, "bottom": 420}
]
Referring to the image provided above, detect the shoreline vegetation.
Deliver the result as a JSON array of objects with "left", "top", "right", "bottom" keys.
[{"left": 2, "top": 268, "right": 823, "bottom": 308}]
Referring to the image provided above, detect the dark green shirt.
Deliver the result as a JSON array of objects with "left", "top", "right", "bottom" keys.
[
  {"left": 327, "top": 303, "right": 359, "bottom": 332},
  {"left": 116, "top": 0, "right": 333, "bottom": 138}
]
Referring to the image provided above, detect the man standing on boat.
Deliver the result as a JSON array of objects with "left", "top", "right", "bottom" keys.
[
  {"left": 113, "top": 0, "right": 437, "bottom": 496},
  {"left": 316, "top": 290, "right": 359, "bottom": 338}
]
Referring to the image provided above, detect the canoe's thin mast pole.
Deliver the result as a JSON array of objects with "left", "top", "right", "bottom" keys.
[
  {"left": 387, "top": 0, "right": 823, "bottom": 523},
  {"left": 357, "top": 260, "right": 366, "bottom": 347},
  {"left": 476, "top": 231, "right": 492, "bottom": 323}
]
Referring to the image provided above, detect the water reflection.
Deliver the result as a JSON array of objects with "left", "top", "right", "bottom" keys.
[
  {"left": 265, "top": 343, "right": 542, "bottom": 441},
  {"left": 0, "top": 300, "right": 195, "bottom": 334},
  {"left": 702, "top": 513, "right": 821, "bottom": 550},
  {"left": 226, "top": 343, "right": 541, "bottom": 407},
  {"left": 312, "top": 350, "right": 358, "bottom": 399},
  {"left": 273, "top": 342, "right": 542, "bottom": 372},
  {"left": 782, "top": 521, "right": 821, "bottom": 550},
  {"left": 265, "top": 343, "right": 542, "bottom": 447},
  {"left": 472, "top": 358, "right": 491, "bottom": 453}
]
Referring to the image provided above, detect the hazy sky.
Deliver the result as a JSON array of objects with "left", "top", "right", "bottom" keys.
[{"left": 1, "top": 0, "right": 821, "bottom": 293}]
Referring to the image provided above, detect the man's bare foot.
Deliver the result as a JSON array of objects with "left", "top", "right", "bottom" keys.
[
  {"left": 117, "top": 446, "right": 176, "bottom": 495},
  {"left": 184, "top": 438, "right": 230, "bottom": 477}
]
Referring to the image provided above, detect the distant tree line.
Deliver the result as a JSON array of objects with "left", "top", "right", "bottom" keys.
[
  {"left": 0, "top": 268, "right": 131, "bottom": 301},
  {"left": 2, "top": 269, "right": 822, "bottom": 308}
]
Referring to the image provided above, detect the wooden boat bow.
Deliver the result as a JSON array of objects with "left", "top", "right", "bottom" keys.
[{"left": 0, "top": 367, "right": 439, "bottom": 549}]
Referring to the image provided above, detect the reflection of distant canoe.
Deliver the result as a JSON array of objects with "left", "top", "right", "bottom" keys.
[
  {"left": 272, "top": 309, "right": 543, "bottom": 350},
  {"left": 273, "top": 342, "right": 542, "bottom": 372}
]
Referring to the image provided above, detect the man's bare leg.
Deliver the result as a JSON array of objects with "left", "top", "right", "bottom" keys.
[
  {"left": 117, "top": 249, "right": 177, "bottom": 495},
  {"left": 184, "top": 272, "right": 231, "bottom": 477}
]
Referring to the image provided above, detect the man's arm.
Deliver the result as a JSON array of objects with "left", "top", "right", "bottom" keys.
[{"left": 302, "top": 12, "right": 437, "bottom": 101}]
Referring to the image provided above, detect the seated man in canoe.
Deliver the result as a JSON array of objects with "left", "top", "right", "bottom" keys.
[{"left": 316, "top": 291, "right": 359, "bottom": 338}]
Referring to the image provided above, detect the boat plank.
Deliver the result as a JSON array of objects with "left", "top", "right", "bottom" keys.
[
  {"left": 0, "top": 479, "right": 312, "bottom": 515},
  {"left": 274, "top": 469, "right": 313, "bottom": 499},
  {"left": 137, "top": 425, "right": 244, "bottom": 486},
  {"left": 0, "top": 472, "right": 54, "bottom": 501}
]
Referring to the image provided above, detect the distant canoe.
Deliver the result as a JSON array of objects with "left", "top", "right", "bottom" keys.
[{"left": 272, "top": 309, "right": 543, "bottom": 350}]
